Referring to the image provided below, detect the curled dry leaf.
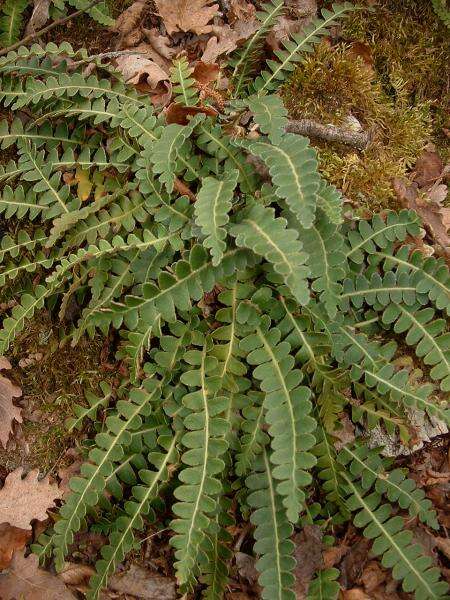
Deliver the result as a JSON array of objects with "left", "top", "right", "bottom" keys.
[
  {"left": 0, "top": 468, "right": 62, "bottom": 529},
  {"left": 201, "top": 21, "right": 259, "bottom": 63},
  {"left": 0, "top": 523, "right": 30, "bottom": 570},
  {"left": 0, "top": 357, "right": 22, "bottom": 449},
  {"left": 115, "top": 54, "right": 172, "bottom": 105},
  {"left": 165, "top": 102, "right": 218, "bottom": 125},
  {"left": 193, "top": 61, "right": 220, "bottom": 85},
  {"left": 294, "top": 525, "right": 323, "bottom": 599},
  {"left": 143, "top": 27, "right": 176, "bottom": 60},
  {"left": 267, "top": 0, "right": 317, "bottom": 50},
  {"left": 25, "top": 0, "right": 50, "bottom": 34},
  {"left": 155, "top": 0, "right": 219, "bottom": 35},
  {"left": 108, "top": 564, "right": 176, "bottom": 599},
  {"left": 114, "top": 0, "right": 148, "bottom": 46},
  {"left": 59, "top": 562, "right": 95, "bottom": 592},
  {"left": 0, "top": 551, "right": 76, "bottom": 599},
  {"left": 18, "top": 352, "right": 43, "bottom": 369},
  {"left": 229, "top": 0, "right": 256, "bottom": 22}
]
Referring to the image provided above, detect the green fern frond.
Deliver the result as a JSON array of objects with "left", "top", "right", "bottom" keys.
[
  {"left": 170, "top": 56, "right": 199, "bottom": 107},
  {"left": 247, "top": 450, "right": 296, "bottom": 600},
  {"left": 247, "top": 93, "right": 288, "bottom": 145},
  {"left": 0, "top": 0, "right": 28, "bottom": 47},
  {"left": 306, "top": 568, "right": 340, "bottom": 600},
  {"left": 253, "top": 2, "right": 356, "bottom": 95},
  {"left": 230, "top": 0, "right": 285, "bottom": 97},
  {"left": 66, "top": 381, "right": 113, "bottom": 431},
  {"left": 432, "top": 0, "right": 450, "bottom": 28}
]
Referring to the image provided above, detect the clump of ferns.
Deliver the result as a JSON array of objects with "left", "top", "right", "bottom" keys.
[{"left": 0, "top": 2, "right": 448, "bottom": 599}]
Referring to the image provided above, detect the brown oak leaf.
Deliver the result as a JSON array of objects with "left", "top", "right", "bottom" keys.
[
  {"left": 115, "top": 54, "right": 172, "bottom": 105},
  {"left": 108, "top": 564, "right": 176, "bottom": 599},
  {"left": 0, "top": 551, "right": 75, "bottom": 599},
  {"left": 201, "top": 21, "right": 258, "bottom": 63},
  {"left": 0, "top": 468, "right": 62, "bottom": 529},
  {"left": 155, "top": 0, "right": 219, "bottom": 35},
  {"left": 0, "top": 523, "right": 30, "bottom": 570},
  {"left": 0, "top": 357, "right": 22, "bottom": 449},
  {"left": 114, "top": 0, "right": 148, "bottom": 46},
  {"left": 294, "top": 525, "right": 324, "bottom": 599},
  {"left": 142, "top": 27, "right": 176, "bottom": 60}
]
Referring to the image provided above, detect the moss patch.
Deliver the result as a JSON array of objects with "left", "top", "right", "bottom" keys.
[{"left": 282, "top": 0, "right": 448, "bottom": 210}]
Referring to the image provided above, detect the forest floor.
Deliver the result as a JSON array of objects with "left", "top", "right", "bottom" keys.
[{"left": 0, "top": 0, "right": 449, "bottom": 599}]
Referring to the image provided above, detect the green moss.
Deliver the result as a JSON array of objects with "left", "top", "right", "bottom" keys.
[{"left": 281, "top": 0, "right": 442, "bottom": 209}]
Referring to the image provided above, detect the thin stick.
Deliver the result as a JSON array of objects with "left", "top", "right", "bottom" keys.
[{"left": 0, "top": 0, "right": 103, "bottom": 57}]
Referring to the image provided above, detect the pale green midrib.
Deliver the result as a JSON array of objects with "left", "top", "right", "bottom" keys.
[
  {"left": 219, "top": 284, "right": 238, "bottom": 380},
  {"left": 0, "top": 233, "right": 47, "bottom": 257},
  {"left": 345, "top": 222, "right": 409, "bottom": 259},
  {"left": 1, "top": 255, "right": 54, "bottom": 280},
  {"left": 258, "top": 327, "right": 298, "bottom": 510},
  {"left": 320, "top": 426, "right": 341, "bottom": 500},
  {"left": 26, "top": 152, "right": 70, "bottom": 213},
  {"left": 262, "top": 142, "right": 305, "bottom": 209},
  {"left": 90, "top": 435, "right": 178, "bottom": 597},
  {"left": 263, "top": 450, "right": 283, "bottom": 600},
  {"left": 245, "top": 219, "right": 295, "bottom": 278},
  {"left": 344, "top": 447, "right": 424, "bottom": 516},
  {"left": 68, "top": 392, "right": 112, "bottom": 431},
  {"left": 258, "top": 7, "right": 349, "bottom": 95},
  {"left": 338, "top": 326, "right": 379, "bottom": 368},
  {"left": 180, "top": 350, "right": 210, "bottom": 581},
  {"left": 231, "top": 0, "right": 283, "bottom": 95},
  {"left": 339, "top": 286, "right": 416, "bottom": 299},
  {"left": 55, "top": 386, "right": 159, "bottom": 557},
  {"left": 18, "top": 84, "right": 143, "bottom": 107},
  {"left": 342, "top": 474, "right": 438, "bottom": 599},
  {"left": 396, "top": 304, "right": 450, "bottom": 376},
  {"left": 374, "top": 251, "right": 450, "bottom": 300},
  {"left": 280, "top": 296, "right": 315, "bottom": 363}
]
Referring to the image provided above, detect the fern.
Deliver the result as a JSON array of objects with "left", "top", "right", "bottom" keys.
[
  {"left": 0, "top": 0, "right": 28, "bottom": 47},
  {"left": 0, "top": 25, "right": 448, "bottom": 600},
  {"left": 432, "top": 0, "right": 450, "bottom": 28}
]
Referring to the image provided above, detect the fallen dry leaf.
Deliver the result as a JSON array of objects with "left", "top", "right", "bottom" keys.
[
  {"left": 333, "top": 412, "right": 356, "bottom": 451},
  {"left": 235, "top": 551, "right": 258, "bottom": 585},
  {"left": 340, "top": 537, "right": 371, "bottom": 588},
  {"left": 0, "top": 467, "right": 62, "bottom": 529},
  {"left": 0, "top": 357, "right": 22, "bottom": 449},
  {"left": 342, "top": 590, "right": 371, "bottom": 600},
  {"left": 267, "top": 0, "right": 317, "bottom": 50},
  {"left": 114, "top": 0, "right": 148, "bottom": 46},
  {"left": 193, "top": 61, "right": 220, "bottom": 85},
  {"left": 58, "top": 562, "right": 95, "bottom": 593},
  {"left": 108, "top": 564, "right": 176, "bottom": 599},
  {"left": 229, "top": 0, "right": 256, "bottom": 22},
  {"left": 155, "top": 0, "right": 219, "bottom": 35},
  {"left": 25, "top": 0, "right": 50, "bottom": 35},
  {"left": 0, "top": 523, "right": 30, "bottom": 570},
  {"left": 18, "top": 352, "right": 43, "bottom": 368},
  {"left": 165, "top": 102, "right": 218, "bottom": 125},
  {"left": 322, "top": 544, "right": 350, "bottom": 568},
  {"left": 115, "top": 53, "right": 172, "bottom": 105},
  {"left": 393, "top": 177, "right": 449, "bottom": 256},
  {"left": 359, "top": 561, "right": 387, "bottom": 593},
  {"left": 0, "top": 551, "right": 76, "bottom": 599},
  {"left": 143, "top": 27, "right": 176, "bottom": 60},
  {"left": 434, "top": 537, "right": 450, "bottom": 560},
  {"left": 202, "top": 21, "right": 258, "bottom": 63},
  {"left": 294, "top": 525, "right": 323, "bottom": 599},
  {"left": 414, "top": 143, "right": 444, "bottom": 188}
]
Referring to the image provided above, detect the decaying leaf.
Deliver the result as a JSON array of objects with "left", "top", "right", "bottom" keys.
[
  {"left": 0, "top": 551, "right": 76, "bottom": 599},
  {"left": 25, "top": 0, "right": 50, "bottom": 34},
  {"left": 294, "top": 525, "right": 323, "bottom": 599},
  {"left": 114, "top": 0, "right": 148, "bottom": 46},
  {"left": 0, "top": 523, "right": 30, "bottom": 570},
  {"left": 115, "top": 54, "right": 172, "bottom": 105},
  {"left": 0, "top": 468, "right": 62, "bottom": 529},
  {"left": 201, "top": 20, "right": 259, "bottom": 63},
  {"left": 165, "top": 102, "right": 218, "bottom": 125},
  {"left": 192, "top": 61, "right": 220, "bottom": 85},
  {"left": 235, "top": 552, "right": 258, "bottom": 585},
  {"left": 267, "top": 0, "right": 317, "bottom": 50},
  {"left": 155, "top": 0, "right": 219, "bottom": 35},
  {"left": 435, "top": 537, "right": 450, "bottom": 560},
  {"left": 108, "top": 564, "right": 176, "bottom": 599},
  {"left": 58, "top": 562, "right": 95, "bottom": 593},
  {"left": 143, "top": 27, "right": 176, "bottom": 59},
  {"left": 0, "top": 357, "right": 22, "bottom": 449},
  {"left": 393, "top": 177, "right": 449, "bottom": 256},
  {"left": 229, "top": 0, "right": 256, "bottom": 22}
]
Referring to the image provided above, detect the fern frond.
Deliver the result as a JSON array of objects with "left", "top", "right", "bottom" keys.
[
  {"left": 432, "top": 0, "right": 450, "bottom": 28},
  {"left": 240, "top": 133, "right": 320, "bottom": 228},
  {"left": 66, "top": 381, "right": 113, "bottom": 431},
  {"left": 341, "top": 469, "right": 447, "bottom": 599},
  {"left": 0, "top": 229, "right": 47, "bottom": 262},
  {"left": 87, "top": 433, "right": 179, "bottom": 599},
  {"left": 170, "top": 56, "right": 199, "bottom": 107},
  {"left": 246, "top": 450, "right": 296, "bottom": 600},
  {"left": 230, "top": 0, "right": 285, "bottom": 97},
  {"left": 235, "top": 391, "right": 268, "bottom": 476},
  {"left": 344, "top": 210, "right": 421, "bottom": 264},
  {"left": 231, "top": 203, "right": 310, "bottom": 304},
  {"left": 0, "top": 0, "right": 28, "bottom": 47},
  {"left": 171, "top": 344, "right": 229, "bottom": 591},
  {"left": 241, "top": 315, "right": 316, "bottom": 522},
  {"left": 306, "top": 568, "right": 340, "bottom": 600},
  {"left": 253, "top": 2, "right": 356, "bottom": 95},
  {"left": 338, "top": 444, "right": 438, "bottom": 529},
  {"left": 66, "top": 0, "right": 114, "bottom": 26},
  {"left": 194, "top": 170, "right": 239, "bottom": 266},
  {"left": 52, "top": 381, "right": 162, "bottom": 570},
  {"left": 382, "top": 303, "right": 450, "bottom": 391},
  {"left": 247, "top": 94, "right": 288, "bottom": 145}
]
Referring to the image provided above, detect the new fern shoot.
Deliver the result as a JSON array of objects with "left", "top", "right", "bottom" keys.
[{"left": 0, "top": 2, "right": 448, "bottom": 599}]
